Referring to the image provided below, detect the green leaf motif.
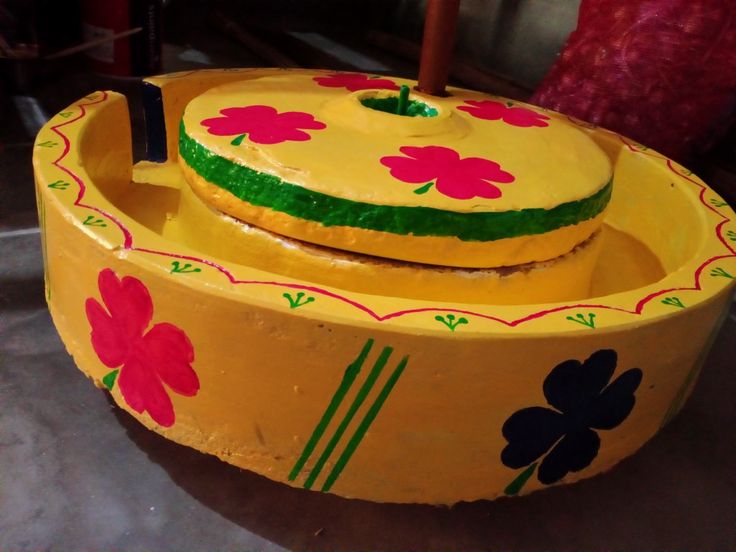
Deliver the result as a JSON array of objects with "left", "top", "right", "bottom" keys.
[
  {"left": 434, "top": 314, "right": 468, "bottom": 332},
  {"left": 566, "top": 312, "right": 596, "bottom": 329},
  {"left": 37, "top": 140, "right": 57, "bottom": 148},
  {"left": 48, "top": 180, "right": 70, "bottom": 190},
  {"left": 58, "top": 111, "right": 74, "bottom": 118},
  {"left": 504, "top": 462, "right": 538, "bottom": 496},
  {"left": 710, "top": 267, "right": 734, "bottom": 279},
  {"left": 103, "top": 369, "right": 119, "bottom": 390},
  {"left": 283, "top": 291, "right": 315, "bottom": 309},
  {"left": 661, "top": 296, "right": 685, "bottom": 309},
  {"left": 709, "top": 198, "right": 727, "bottom": 208},
  {"left": 231, "top": 134, "right": 246, "bottom": 146},
  {"left": 413, "top": 182, "right": 434, "bottom": 195},
  {"left": 726, "top": 230, "right": 736, "bottom": 242},
  {"left": 170, "top": 261, "right": 202, "bottom": 274},
  {"left": 82, "top": 215, "right": 107, "bottom": 227}
]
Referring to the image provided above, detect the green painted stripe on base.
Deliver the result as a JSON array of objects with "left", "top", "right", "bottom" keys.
[
  {"left": 288, "top": 339, "right": 373, "bottom": 481},
  {"left": 321, "top": 355, "right": 409, "bottom": 493},
  {"left": 303, "top": 346, "right": 393, "bottom": 489},
  {"left": 179, "top": 123, "right": 612, "bottom": 242}
]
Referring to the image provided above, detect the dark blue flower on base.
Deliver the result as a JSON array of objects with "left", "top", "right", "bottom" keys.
[{"left": 501, "top": 349, "right": 642, "bottom": 489}]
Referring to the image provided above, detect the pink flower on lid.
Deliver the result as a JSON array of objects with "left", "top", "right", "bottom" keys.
[
  {"left": 380, "top": 145, "right": 515, "bottom": 200},
  {"left": 458, "top": 100, "right": 550, "bottom": 128},
  {"left": 313, "top": 72, "right": 400, "bottom": 91},
  {"left": 85, "top": 269, "right": 200, "bottom": 427},
  {"left": 201, "top": 105, "right": 326, "bottom": 145}
]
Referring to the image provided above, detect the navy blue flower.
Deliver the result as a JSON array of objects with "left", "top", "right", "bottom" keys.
[{"left": 501, "top": 349, "right": 642, "bottom": 487}]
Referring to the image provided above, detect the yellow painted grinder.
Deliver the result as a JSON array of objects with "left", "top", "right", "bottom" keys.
[{"left": 33, "top": 69, "right": 736, "bottom": 504}]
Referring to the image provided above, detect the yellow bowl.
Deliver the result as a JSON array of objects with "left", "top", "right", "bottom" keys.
[{"left": 33, "top": 69, "right": 736, "bottom": 505}]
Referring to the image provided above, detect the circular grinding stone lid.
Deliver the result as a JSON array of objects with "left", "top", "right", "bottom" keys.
[{"left": 179, "top": 71, "right": 612, "bottom": 267}]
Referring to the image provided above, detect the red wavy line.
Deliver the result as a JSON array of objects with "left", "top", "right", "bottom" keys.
[
  {"left": 49, "top": 92, "right": 134, "bottom": 248},
  {"left": 133, "top": 247, "right": 383, "bottom": 319}
]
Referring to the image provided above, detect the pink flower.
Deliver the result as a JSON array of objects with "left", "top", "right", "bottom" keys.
[
  {"left": 457, "top": 100, "right": 550, "bottom": 128},
  {"left": 201, "top": 105, "right": 326, "bottom": 145},
  {"left": 85, "top": 269, "right": 199, "bottom": 427},
  {"left": 313, "top": 72, "right": 400, "bottom": 91},
  {"left": 380, "top": 145, "right": 515, "bottom": 200}
]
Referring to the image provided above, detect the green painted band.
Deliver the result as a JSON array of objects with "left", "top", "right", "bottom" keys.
[{"left": 179, "top": 123, "right": 612, "bottom": 242}]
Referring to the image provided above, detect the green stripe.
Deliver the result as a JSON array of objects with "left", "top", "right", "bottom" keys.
[
  {"left": 321, "top": 355, "right": 409, "bottom": 493},
  {"left": 303, "top": 346, "right": 393, "bottom": 489},
  {"left": 179, "top": 123, "right": 612, "bottom": 242},
  {"left": 288, "top": 339, "right": 373, "bottom": 481},
  {"left": 504, "top": 462, "right": 538, "bottom": 496}
]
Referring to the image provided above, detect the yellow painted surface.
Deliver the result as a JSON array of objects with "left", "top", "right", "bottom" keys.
[
  {"left": 182, "top": 75, "right": 611, "bottom": 209},
  {"left": 169, "top": 166, "right": 604, "bottom": 304},
  {"left": 178, "top": 72, "right": 612, "bottom": 266},
  {"left": 33, "top": 71, "right": 736, "bottom": 505},
  {"left": 181, "top": 158, "right": 607, "bottom": 269}
]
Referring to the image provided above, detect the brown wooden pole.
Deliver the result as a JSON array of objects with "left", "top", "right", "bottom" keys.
[{"left": 416, "top": 0, "right": 461, "bottom": 96}]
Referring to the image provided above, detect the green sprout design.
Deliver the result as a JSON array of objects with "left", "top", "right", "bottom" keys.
[
  {"left": 565, "top": 312, "right": 596, "bottom": 329},
  {"left": 170, "top": 261, "right": 202, "bottom": 274},
  {"left": 435, "top": 314, "right": 468, "bottom": 332},
  {"left": 48, "top": 180, "right": 70, "bottom": 190},
  {"left": 710, "top": 267, "right": 734, "bottom": 279},
  {"left": 661, "top": 297, "right": 685, "bottom": 309},
  {"left": 283, "top": 292, "right": 315, "bottom": 309},
  {"left": 82, "top": 215, "right": 107, "bottom": 227}
]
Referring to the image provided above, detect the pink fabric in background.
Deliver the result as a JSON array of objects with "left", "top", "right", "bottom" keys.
[{"left": 531, "top": 0, "right": 736, "bottom": 161}]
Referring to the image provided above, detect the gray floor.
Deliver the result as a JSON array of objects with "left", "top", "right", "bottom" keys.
[
  {"left": 2, "top": 10, "right": 736, "bottom": 549},
  {"left": 2, "top": 230, "right": 736, "bottom": 551}
]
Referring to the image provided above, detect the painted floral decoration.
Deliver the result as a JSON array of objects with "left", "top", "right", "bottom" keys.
[
  {"left": 458, "top": 100, "right": 550, "bottom": 128},
  {"left": 201, "top": 105, "right": 326, "bottom": 145},
  {"left": 380, "top": 145, "right": 515, "bottom": 199},
  {"left": 85, "top": 269, "right": 200, "bottom": 427},
  {"left": 313, "top": 72, "right": 400, "bottom": 91},
  {"left": 501, "top": 349, "right": 642, "bottom": 494}
]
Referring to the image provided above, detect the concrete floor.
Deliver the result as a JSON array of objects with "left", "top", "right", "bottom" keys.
[{"left": 2, "top": 9, "right": 736, "bottom": 550}]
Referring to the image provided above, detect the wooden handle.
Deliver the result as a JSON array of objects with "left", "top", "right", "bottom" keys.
[{"left": 417, "top": 0, "right": 461, "bottom": 96}]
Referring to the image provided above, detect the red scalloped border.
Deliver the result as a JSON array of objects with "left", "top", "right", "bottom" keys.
[{"left": 45, "top": 92, "right": 736, "bottom": 327}]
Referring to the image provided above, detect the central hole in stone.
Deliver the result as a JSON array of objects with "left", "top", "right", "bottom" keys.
[{"left": 359, "top": 85, "right": 438, "bottom": 118}]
